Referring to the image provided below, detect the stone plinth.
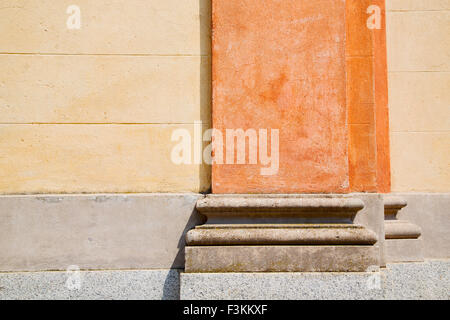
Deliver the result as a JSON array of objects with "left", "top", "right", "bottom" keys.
[
  {"left": 384, "top": 196, "right": 424, "bottom": 262},
  {"left": 185, "top": 195, "right": 379, "bottom": 272},
  {"left": 198, "top": 0, "right": 391, "bottom": 273},
  {"left": 185, "top": 246, "right": 379, "bottom": 273}
]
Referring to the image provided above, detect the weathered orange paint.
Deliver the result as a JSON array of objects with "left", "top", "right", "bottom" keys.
[
  {"left": 346, "top": 0, "right": 378, "bottom": 192},
  {"left": 212, "top": 0, "right": 349, "bottom": 194},
  {"left": 373, "top": 0, "right": 391, "bottom": 193},
  {"left": 212, "top": 0, "right": 391, "bottom": 194},
  {"left": 346, "top": 0, "right": 391, "bottom": 193}
]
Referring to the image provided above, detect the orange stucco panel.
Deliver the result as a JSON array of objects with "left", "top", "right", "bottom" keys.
[
  {"left": 212, "top": 0, "right": 349, "bottom": 194},
  {"left": 211, "top": 0, "right": 391, "bottom": 194}
]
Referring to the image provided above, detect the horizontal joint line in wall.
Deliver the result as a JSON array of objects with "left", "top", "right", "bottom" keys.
[
  {"left": 391, "top": 130, "right": 449, "bottom": 133},
  {"left": 0, "top": 53, "right": 210, "bottom": 57},
  {"left": 0, "top": 123, "right": 209, "bottom": 125},
  {"left": 388, "top": 10, "right": 450, "bottom": 13},
  {"left": 389, "top": 71, "right": 450, "bottom": 73}
]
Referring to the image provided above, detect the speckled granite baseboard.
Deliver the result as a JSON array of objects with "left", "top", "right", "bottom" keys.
[
  {"left": 1, "top": 261, "right": 448, "bottom": 300},
  {"left": 0, "top": 269, "right": 180, "bottom": 300},
  {"left": 181, "top": 260, "right": 450, "bottom": 300}
]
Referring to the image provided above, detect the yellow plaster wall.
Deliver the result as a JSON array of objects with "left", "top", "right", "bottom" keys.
[
  {"left": 0, "top": 0, "right": 211, "bottom": 194},
  {"left": 387, "top": 0, "right": 450, "bottom": 192}
]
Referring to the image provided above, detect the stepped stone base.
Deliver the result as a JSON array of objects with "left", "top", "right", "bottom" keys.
[
  {"left": 383, "top": 196, "right": 424, "bottom": 263},
  {"left": 185, "top": 246, "right": 379, "bottom": 273},
  {"left": 186, "top": 195, "right": 380, "bottom": 272}
]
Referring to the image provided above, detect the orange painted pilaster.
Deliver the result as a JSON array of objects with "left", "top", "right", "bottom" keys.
[
  {"left": 346, "top": 0, "right": 391, "bottom": 193},
  {"left": 373, "top": 0, "right": 391, "bottom": 193},
  {"left": 346, "top": 0, "right": 378, "bottom": 192}
]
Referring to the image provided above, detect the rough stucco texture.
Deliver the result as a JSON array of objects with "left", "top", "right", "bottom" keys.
[
  {"left": 212, "top": 0, "right": 350, "bottom": 194},
  {"left": 346, "top": 0, "right": 391, "bottom": 193}
]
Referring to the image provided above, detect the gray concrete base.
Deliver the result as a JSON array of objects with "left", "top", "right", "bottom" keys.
[
  {"left": 0, "top": 194, "right": 204, "bottom": 271},
  {"left": 0, "top": 269, "right": 180, "bottom": 300},
  {"left": 180, "top": 260, "right": 450, "bottom": 300},
  {"left": 385, "top": 239, "right": 424, "bottom": 263},
  {"left": 393, "top": 193, "right": 450, "bottom": 260}
]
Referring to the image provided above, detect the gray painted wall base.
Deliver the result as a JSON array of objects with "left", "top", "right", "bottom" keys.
[
  {"left": 0, "top": 193, "right": 447, "bottom": 272},
  {"left": 385, "top": 238, "right": 424, "bottom": 262},
  {"left": 393, "top": 193, "right": 450, "bottom": 259},
  {"left": 1, "top": 260, "right": 448, "bottom": 300},
  {"left": 0, "top": 194, "right": 204, "bottom": 271}
]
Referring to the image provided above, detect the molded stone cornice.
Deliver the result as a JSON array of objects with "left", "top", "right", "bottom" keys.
[
  {"left": 383, "top": 196, "right": 424, "bottom": 263},
  {"left": 196, "top": 195, "right": 365, "bottom": 223},
  {"left": 186, "top": 224, "right": 378, "bottom": 246},
  {"left": 385, "top": 221, "right": 422, "bottom": 239},
  {"left": 383, "top": 196, "right": 422, "bottom": 239},
  {"left": 384, "top": 196, "right": 408, "bottom": 218}
]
